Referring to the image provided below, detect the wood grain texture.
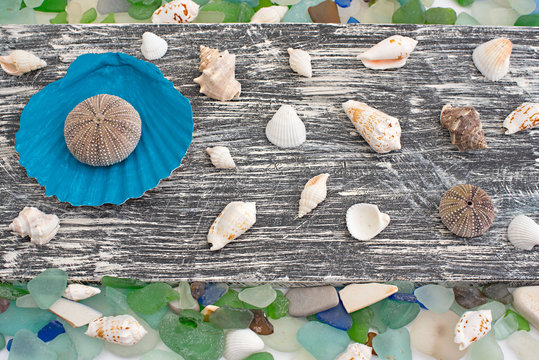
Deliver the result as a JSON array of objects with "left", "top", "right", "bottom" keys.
[{"left": 0, "top": 24, "right": 537, "bottom": 285}]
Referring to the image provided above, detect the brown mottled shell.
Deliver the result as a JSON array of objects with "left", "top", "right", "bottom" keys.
[
  {"left": 440, "top": 105, "right": 487, "bottom": 151},
  {"left": 439, "top": 184, "right": 494, "bottom": 238},
  {"left": 64, "top": 94, "right": 141, "bottom": 167}
]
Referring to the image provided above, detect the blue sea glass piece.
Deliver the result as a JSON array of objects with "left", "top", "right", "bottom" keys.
[
  {"left": 199, "top": 283, "right": 229, "bottom": 306},
  {"left": 6, "top": 338, "right": 12, "bottom": 351},
  {"left": 38, "top": 320, "right": 65, "bottom": 342},
  {"left": 335, "top": 0, "right": 351, "bottom": 7},
  {"left": 389, "top": 292, "right": 427, "bottom": 309},
  {"left": 347, "top": 16, "right": 359, "bottom": 23},
  {"left": 316, "top": 301, "right": 353, "bottom": 331}
]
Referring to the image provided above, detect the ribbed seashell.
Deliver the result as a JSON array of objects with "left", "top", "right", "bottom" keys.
[
  {"left": 63, "top": 284, "right": 101, "bottom": 301},
  {"left": 265, "top": 105, "right": 306, "bottom": 148},
  {"left": 64, "top": 94, "right": 142, "bottom": 167},
  {"left": 140, "top": 32, "right": 168, "bottom": 60},
  {"left": 9, "top": 207, "right": 60, "bottom": 245},
  {"left": 223, "top": 328, "right": 265, "bottom": 360},
  {"left": 298, "top": 174, "right": 329, "bottom": 218},
  {"left": 472, "top": 38, "right": 512, "bottom": 81},
  {"left": 440, "top": 104, "right": 487, "bottom": 151},
  {"left": 287, "top": 48, "right": 312, "bottom": 78},
  {"left": 48, "top": 298, "right": 102, "bottom": 328},
  {"left": 194, "top": 46, "right": 241, "bottom": 102},
  {"left": 207, "top": 201, "right": 256, "bottom": 251},
  {"left": 454, "top": 310, "right": 492, "bottom": 350},
  {"left": 346, "top": 203, "right": 390, "bottom": 241},
  {"left": 503, "top": 102, "right": 539, "bottom": 135},
  {"left": 151, "top": 0, "right": 199, "bottom": 23},
  {"left": 342, "top": 100, "right": 401, "bottom": 154},
  {"left": 85, "top": 315, "right": 148, "bottom": 346},
  {"left": 250, "top": 5, "right": 288, "bottom": 23},
  {"left": 357, "top": 35, "right": 418, "bottom": 70},
  {"left": 336, "top": 342, "right": 373, "bottom": 360},
  {"left": 206, "top": 146, "right": 236, "bottom": 169},
  {"left": 439, "top": 184, "right": 494, "bottom": 238},
  {"left": 507, "top": 215, "right": 539, "bottom": 250},
  {"left": 0, "top": 50, "right": 46, "bottom": 76}
]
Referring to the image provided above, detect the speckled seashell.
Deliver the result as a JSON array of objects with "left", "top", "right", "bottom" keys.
[
  {"left": 194, "top": 46, "right": 241, "bottom": 102},
  {"left": 503, "top": 102, "right": 539, "bottom": 135},
  {"left": 440, "top": 104, "right": 487, "bottom": 151},
  {"left": 151, "top": 0, "right": 199, "bottom": 23},
  {"left": 64, "top": 94, "right": 142, "bottom": 167},
  {"left": 250, "top": 5, "right": 288, "bottom": 23},
  {"left": 63, "top": 284, "right": 101, "bottom": 301},
  {"left": 85, "top": 315, "right": 148, "bottom": 346},
  {"left": 298, "top": 174, "right": 329, "bottom": 218},
  {"left": 206, "top": 146, "right": 236, "bottom": 169},
  {"left": 346, "top": 203, "right": 390, "bottom": 241},
  {"left": 439, "top": 184, "right": 494, "bottom": 238},
  {"left": 454, "top": 310, "right": 492, "bottom": 350},
  {"left": 140, "top": 32, "right": 168, "bottom": 60},
  {"left": 507, "top": 214, "right": 539, "bottom": 250},
  {"left": 49, "top": 298, "right": 102, "bottom": 328},
  {"left": 9, "top": 207, "right": 60, "bottom": 245},
  {"left": 336, "top": 342, "right": 373, "bottom": 360},
  {"left": 223, "top": 329, "right": 265, "bottom": 360},
  {"left": 472, "top": 38, "right": 512, "bottom": 81},
  {"left": 265, "top": 105, "right": 306, "bottom": 148},
  {"left": 0, "top": 50, "right": 46, "bottom": 76},
  {"left": 342, "top": 100, "right": 401, "bottom": 154},
  {"left": 287, "top": 48, "right": 312, "bottom": 78},
  {"left": 357, "top": 35, "right": 418, "bottom": 70},
  {"left": 207, "top": 201, "right": 256, "bottom": 251}
]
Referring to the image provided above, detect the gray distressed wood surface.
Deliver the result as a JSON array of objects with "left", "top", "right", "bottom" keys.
[{"left": 0, "top": 24, "right": 537, "bottom": 285}]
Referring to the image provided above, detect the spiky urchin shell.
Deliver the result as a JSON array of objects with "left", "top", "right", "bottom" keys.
[
  {"left": 439, "top": 184, "right": 494, "bottom": 238},
  {"left": 64, "top": 94, "right": 141, "bottom": 167}
]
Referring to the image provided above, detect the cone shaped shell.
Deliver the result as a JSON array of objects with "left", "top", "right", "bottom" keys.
[
  {"left": 298, "top": 174, "right": 329, "bottom": 218},
  {"left": 440, "top": 104, "right": 487, "bottom": 151},
  {"left": 151, "top": 0, "right": 200, "bottom": 23},
  {"left": 140, "top": 32, "right": 168, "bottom": 60},
  {"left": 507, "top": 215, "right": 539, "bottom": 250},
  {"left": 454, "top": 310, "right": 492, "bottom": 350},
  {"left": 85, "top": 315, "right": 148, "bottom": 345},
  {"left": 0, "top": 50, "right": 46, "bottom": 76},
  {"left": 250, "top": 5, "right": 288, "bottom": 23},
  {"left": 9, "top": 207, "right": 60, "bottom": 245},
  {"left": 194, "top": 46, "right": 241, "bottom": 102},
  {"left": 346, "top": 203, "right": 390, "bottom": 241},
  {"left": 503, "top": 102, "right": 539, "bottom": 135},
  {"left": 206, "top": 146, "right": 236, "bottom": 169},
  {"left": 223, "top": 329, "right": 265, "bottom": 360},
  {"left": 472, "top": 38, "right": 512, "bottom": 81},
  {"left": 63, "top": 284, "right": 101, "bottom": 301},
  {"left": 287, "top": 48, "right": 312, "bottom": 78},
  {"left": 266, "top": 105, "right": 306, "bottom": 148},
  {"left": 207, "top": 201, "right": 256, "bottom": 251},
  {"left": 358, "top": 35, "right": 418, "bottom": 70}
]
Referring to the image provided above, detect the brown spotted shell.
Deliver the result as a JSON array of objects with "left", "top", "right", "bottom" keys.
[
  {"left": 439, "top": 184, "right": 494, "bottom": 238},
  {"left": 64, "top": 94, "right": 141, "bottom": 167},
  {"left": 440, "top": 105, "right": 487, "bottom": 151}
]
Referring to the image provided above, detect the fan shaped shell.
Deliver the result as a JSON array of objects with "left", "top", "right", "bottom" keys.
[
  {"left": 346, "top": 203, "right": 390, "bottom": 241},
  {"left": 507, "top": 214, "right": 539, "bottom": 250},
  {"left": 85, "top": 315, "right": 147, "bottom": 345},
  {"left": 265, "top": 105, "right": 306, "bottom": 148},
  {"left": 9, "top": 207, "right": 60, "bottom": 245},
  {"left": 206, "top": 146, "right": 236, "bottom": 169},
  {"left": 194, "top": 46, "right": 241, "bottom": 102},
  {"left": 287, "top": 48, "right": 312, "bottom": 78},
  {"left": 472, "top": 38, "right": 512, "bottom": 81},
  {"left": 0, "top": 50, "right": 46, "bottom": 76},
  {"left": 140, "top": 32, "right": 168, "bottom": 60},
  {"left": 440, "top": 104, "right": 487, "bottom": 151},
  {"left": 357, "top": 35, "right": 418, "bottom": 70},
  {"left": 250, "top": 5, "right": 288, "bottom": 23},
  {"left": 298, "top": 173, "right": 329, "bottom": 218},
  {"left": 207, "top": 201, "right": 257, "bottom": 251},
  {"left": 151, "top": 0, "right": 200, "bottom": 23},
  {"left": 223, "top": 329, "right": 265, "bottom": 360},
  {"left": 503, "top": 102, "right": 539, "bottom": 135}
]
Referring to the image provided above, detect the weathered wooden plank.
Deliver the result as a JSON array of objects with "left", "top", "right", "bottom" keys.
[{"left": 0, "top": 24, "right": 537, "bottom": 285}]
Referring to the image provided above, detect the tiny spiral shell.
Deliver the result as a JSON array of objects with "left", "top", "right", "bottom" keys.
[
  {"left": 298, "top": 174, "right": 329, "bottom": 218},
  {"left": 440, "top": 105, "right": 487, "bottom": 151}
]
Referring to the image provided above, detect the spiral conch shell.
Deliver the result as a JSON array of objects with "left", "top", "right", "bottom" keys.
[
  {"left": 454, "top": 310, "right": 492, "bottom": 350},
  {"left": 85, "top": 315, "right": 148, "bottom": 346},
  {"left": 440, "top": 104, "right": 487, "bottom": 151},
  {"left": 206, "top": 146, "right": 236, "bottom": 169},
  {"left": 151, "top": 0, "right": 200, "bottom": 23},
  {"left": 298, "top": 174, "right": 329, "bottom": 218},
  {"left": 207, "top": 201, "right": 256, "bottom": 251},
  {"left": 0, "top": 50, "right": 46, "bottom": 76},
  {"left": 357, "top": 35, "right": 418, "bottom": 70},
  {"left": 503, "top": 102, "right": 539, "bottom": 135},
  {"left": 194, "top": 45, "right": 241, "bottom": 102},
  {"left": 9, "top": 207, "right": 60, "bottom": 245},
  {"left": 287, "top": 48, "right": 312, "bottom": 78},
  {"left": 472, "top": 38, "right": 512, "bottom": 81}
]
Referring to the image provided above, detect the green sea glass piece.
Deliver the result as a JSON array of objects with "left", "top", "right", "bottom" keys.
[
  {"left": 515, "top": 14, "right": 539, "bottom": 25},
  {"left": 34, "top": 0, "right": 67, "bottom": 12},
  {"left": 282, "top": 0, "right": 325, "bottom": 23},
  {"left": 105, "top": 287, "right": 131, "bottom": 315},
  {"left": 200, "top": 1, "right": 241, "bottom": 22},
  {"left": 510, "top": 0, "right": 536, "bottom": 14},
  {"left": 237, "top": 2, "right": 255, "bottom": 22},
  {"left": 127, "top": 283, "right": 179, "bottom": 315},
  {"left": 15, "top": 294, "right": 38, "bottom": 308},
  {"left": 101, "top": 12, "right": 116, "bottom": 23},
  {"left": 210, "top": 306, "right": 254, "bottom": 329},
  {"left": 80, "top": 8, "right": 97, "bottom": 23},
  {"left": 214, "top": 289, "right": 244, "bottom": 308},
  {"left": 177, "top": 281, "right": 199, "bottom": 310},
  {"left": 27, "top": 268, "right": 68, "bottom": 309},
  {"left": 373, "top": 328, "right": 412, "bottom": 360},
  {"left": 264, "top": 290, "right": 289, "bottom": 320},
  {"left": 494, "top": 312, "right": 518, "bottom": 340},
  {"left": 140, "top": 349, "right": 185, "bottom": 360},
  {"left": 79, "top": 288, "right": 114, "bottom": 316},
  {"left": 101, "top": 276, "right": 146, "bottom": 289},
  {"left": 193, "top": 11, "right": 226, "bottom": 22},
  {"left": 48, "top": 333, "right": 77, "bottom": 360},
  {"left": 254, "top": 0, "right": 273, "bottom": 11},
  {"left": 239, "top": 285, "right": 277, "bottom": 308},
  {"left": 457, "top": 0, "right": 474, "bottom": 6},
  {"left": 0, "top": 301, "right": 56, "bottom": 335},
  {"left": 193, "top": 0, "right": 210, "bottom": 5},
  {"left": 348, "top": 307, "right": 373, "bottom": 343},
  {"left": 0, "top": 333, "right": 5, "bottom": 350},
  {"left": 470, "top": 331, "right": 503, "bottom": 360},
  {"left": 455, "top": 12, "right": 480, "bottom": 25},
  {"left": 505, "top": 309, "right": 530, "bottom": 331},
  {"left": 60, "top": 321, "right": 103, "bottom": 360},
  {"left": 474, "top": 301, "right": 505, "bottom": 321},
  {"left": 9, "top": 329, "right": 58, "bottom": 360},
  {"left": 392, "top": 0, "right": 425, "bottom": 24},
  {"left": 372, "top": 299, "right": 420, "bottom": 329},
  {"left": 136, "top": 304, "right": 169, "bottom": 329},
  {"left": 425, "top": 7, "right": 457, "bottom": 24},
  {"left": 50, "top": 11, "right": 68, "bottom": 23},
  {"left": 0, "top": 283, "right": 29, "bottom": 300},
  {"left": 128, "top": 0, "right": 162, "bottom": 19},
  {"left": 296, "top": 321, "right": 349, "bottom": 360},
  {"left": 386, "top": 281, "right": 414, "bottom": 294},
  {"left": 25, "top": 0, "right": 45, "bottom": 8},
  {"left": 244, "top": 353, "right": 274, "bottom": 360}
]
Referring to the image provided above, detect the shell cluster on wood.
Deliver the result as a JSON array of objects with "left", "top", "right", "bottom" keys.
[
  {"left": 0, "top": 50, "right": 46, "bottom": 76},
  {"left": 9, "top": 207, "right": 60, "bottom": 245},
  {"left": 207, "top": 201, "right": 257, "bottom": 251},
  {"left": 503, "top": 102, "right": 539, "bottom": 135},
  {"left": 358, "top": 35, "right": 418, "bottom": 70},
  {"left": 440, "top": 104, "right": 487, "bottom": 151},
  {"left": 85, "top": 315, "right": 148, "bottom": 346},
  {"left": 472, "top": 38, "right": 512, "bottom": 81}
]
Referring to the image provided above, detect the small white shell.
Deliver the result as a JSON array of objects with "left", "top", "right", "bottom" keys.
[
  {"left": 298, "top": 174, "right": 329, "bottom": 218},
  {"left": 223, "top": 328, "right": 265, "bottom": 360},
  {"left": 265, "top": 105, "right": 306, "bottom": 148},
  {"left": 9, "top": 207, "right": 60, "bottom": 245},
  {"left": 85, "top": 315, "right": 148, "bottom": 346},
  {"left": 454, "top": 310, "right": 492, "bottom": 350},
  {"left": 287, "top": 48, "right": 312, "bottom": 78},
  {"left": 49, "top": 298, "right": 102, "bottom": 328},
  {"left": 207, "top": 201, "right": 256, "bottom": 251},
  {"left": 357, "top": 35, "right": 418, "bottom": 70},
  {"left": 503, "top": 102, "right": 539, "bottom": 135},
  {"left": 336, "top": 343, "right": 373, "bottom": 360},
  {"left": 507, "top": 215, "right": 539, "bottom": 250},
  {"left": 0, "top": 50, "right": 46, "bottom": 76},
  {"left": 206, "top": 146, "right": 236, "bottom": 169},
  {"left": 151, "top": 0, "right": 199, "bottom": 23},
  {"left": 250, "top": 5, "right": 288, "bottom": 23},
  {"left": 140, "top": 32, "right": 168, "bottom": 61},
  {"left": 472, "top": 38, "right": 512, "bottom": 81},
  {"left": 346, "top": 203, "right": 390, "bottom": 241},
  {"left": 63, "top": 284, "right": 101, "bottom": 301}
]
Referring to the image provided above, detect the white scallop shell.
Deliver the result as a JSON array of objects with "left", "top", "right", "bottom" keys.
[
  {"left": 503, "top": 102, "right": 539, "bottom": 135},
  {"left": 49, "top": 298, "right": 102, "bottom": 328},
  {"left": 9, "top": 207, "right": 60, "bottom": 245},
  {"left": 454, "top": 310, "right": 492, "bottom": 350},
  {"left": 85, "top": 315, "right": 148, "bottom": 346},
  {"left": 63, "top": 284, "right": 101, "bottom": 301},
  {"left": 357, "top": 35, "right": 418, "bottom": 70},
  {"left": 151, "top": 0, "right": 199, "bottom": 23},
  {"left": 346, "top": 203, "right": 390, "bottom": 241},
  {"left": 298, "top": 174, "right": 329, "bottom": 218},
  {"left": 336, "top": 342, "right": 373, "bottom": 360},
  {"left": 507, "top": 215, "right": 539, "bottom": 250},
  {"left": 472, "top": 38, "right": 512, "bottom": 81},
  {"left": 207, "top": 201, "right": 256, "bottom": 251},
  {"left": 140, "top": 32, "right": 168, "bottom": 61},
  {"left": 250, "top": 5, "right": 288, "bottom": 23},
  {"left": 265, "top": 105, "right": 306, "bottom": 148},
  {"left": 287, "top": 48, "right": 312, "bottom": 78},
  {"left": 223, "top": 328, "right": 265, "bottom": 360},
  {"left": 0, "top": 50, "right": 46, "bottom": 76},
  {"left": 206, "top": 146, "right": 236, "bottom": 169},
  {"left": 342, "top": 100, "right": 401, "bottom": 154}
]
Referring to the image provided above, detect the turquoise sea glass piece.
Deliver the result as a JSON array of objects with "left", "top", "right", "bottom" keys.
[
  {"left": 0, "top": 0, "right": 22, "bottom": 12},
  {"left": 494, "top": 312, "right": 518, "bottom": 340},
  {"left": 414, "top": 284, "right": 454, "bottom": 314},
  {"left": 227, "top": 0, "right": 259, "bottom": 7},
  {"left": 0, "top": 301, "right": 56, "bottom": 335},
  {"left": 200, "top": 1, "right": 242, "bottom": 22},
  {"left": 372, "top": 328, "right": 412, "bottom": 360},
  {"left": 296, "top": 321, "right": 349, "bottom": 360},
  {"left": 79, "top": 288, "right": 114, "bottom": 316},
  {"left": 27, "top": 268, "right": 68, "bottom": 309},
  {"left": 237, "top": 2, "right": 255, "bottom": 22},
  {"left": 282, "top": 0, "right": 325, "bottom": 22},
  {"left": 105, "top": 287, "right": 130, "bottom": 315},
  {"left": 371, "top": 299, "right": 420, "bottom": 329},
  {"left": 127, "top": 283, "right": 178, "bottom": 315},
  {"left": 60, "top": 321, "right": 103, "bottom": 360},
  {"left": 136, "top": 304, "right": 169, "bottom": 329},
  {"left": 47, "top": 333, "right": 77, "bottom": 360},
  {"left": 9, "top": 329, "right": 58, "bottom": 360},
  {"left": 470, "top": 331, "right": 503, "bottom": 360},
  {"left": 474, "top": 301, "right": 505, "bottom": 321},
  {"left": 0, "top": 333, "right": 5, "bottom": 350},
  {"left": 25, "top": 0, "right": 45, "bottom": 8}
]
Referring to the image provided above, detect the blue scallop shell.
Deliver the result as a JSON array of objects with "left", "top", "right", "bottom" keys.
[{"left": 16, "top": 52, "right": 193, "bottom": 206}]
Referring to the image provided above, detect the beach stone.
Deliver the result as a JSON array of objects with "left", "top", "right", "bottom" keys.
[
  {"left": 209, "top": 306, "right": 254, "bottom": 329},
  {"left": 470, "top": 331, "right": 503, "bottom": 360},
  {"left": 127, "top": 283, "right": 178, "bottom": 315},
  {"left": 38, "top": 320, "right": 65, "bottom": 342},
  {"left": 348, "top": 307, "right": 372, "bottom": 343},
  {"left": 287, "top": 286, "right": 339, "bottom": 317},
  {"left": 372, "top": 328, "right": 412, "bottom": 360},
  {"left": 249, "top": 309, "right": 274, "bottom": 335},
  {"left": 296, "top": 321, "right": 349, "bottom": 360},
  {"left": 0, "top": 301, "right": 56, "bottom": 336},
  {"left": 101, "top": 276, "right": 146, "bottom": 289},
  {"left": 27, "top": 268, "right": 68, "bottom": 309},
  {"left": 9, "top": 329, "right": 57, "bottom": 360},
  {"left": 512, "top": 286, "right": 539, "bottom": 329},
  {"left": 455, "top": 12, "right": 480, "bottom": 24},
  {"left": 507, "top": 331, "right": 539, "bottom": 360},
  {"left": 392, "top": 0, "right": 425, "bottom": 24},
  {"left": 316, "top": 301, "right": 353, "bottom": 331},
  {"left": 510, "top": 0, "right": 536, "bottom": 14},
  {"left": 453, "top": 286, "right": 488, "bottom": 309},
  {"left": 425, "top": 7, "right": 457, "bottom": 24},
  {"left": 190, "top": 282, "right": 206, "bottom": 300},
  {"left": 308, "top": 0, "right": 340, "bottom": 23},
  {"left": 282, "top": 0, "right": 325, "bottom": 22},
  {"left": 105, "top": 316, "right": 159, "bottom": 358},
  {"left": 494, "top": 312, "right": 518, "bottom": 340},
  {"left": 136, "top": 304, "right": 169, "bottom": 329},
  {"left": 140, "top": 349, "right": 185, "bottom": 360},
  {"left": 169, "top": 282, "right": 199, "bottom": 314},
  {"left": 239, "top": 285, "right": 276, "bottom": 308},
  {"left": 48, "top": 333, "right": 77, "bottom": 360},
  {"left": 0, "top": 298, "right": 9, "bottom": 314},
  {"left": 506, "top": 309, "right": 530, "bottom": 331},
  {"left": 515, "top": 13, "right": 539, "bottom": 24},
  {"left": 60, "top": 321, "right": 103, "bottom": 360},
  {"left": 199, "top": 283, "right": 229, "bottom": 306},
  {"left": 265, "top": 289, "right": 289, "bottom": 319},
  {"left": 339, "top": 284, "right": 398, "bottom": 313},
  {"left": 414, "top": 284, "right": 454, "bottom": 313},
  {"left": 371, "top": 298, "right": 420, "bottom": 329},
  {"left": 0, "top": 333, "right": 4, "bottom": 350},
  {"left": 214, "top": 289, "right": 244, "bottom": 308},
  {"left": 244, "top": 352, "right": 274, "bottom": 360},
  {"left": 262, "top": 316, "right": 305, "bottom": 352},
  {"left": 481, "top": 283, "right": 513, "bottom": 305},
  {"left": 474, "top": 301, "right": 506, "bottom": 321},
  {"left": 97, "top": 0, "right": 129, "bottom": 13}
]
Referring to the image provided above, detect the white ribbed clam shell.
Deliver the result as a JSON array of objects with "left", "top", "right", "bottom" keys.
[
  {"left": 140, "top": 32, "right": 168, "bottom": 60},
  {"left": 9, "top": 207, "right": 60, "bottom": 245},
  {"left": 287, "top": 48, "right": 312, "bottom": 78},
  {"left": 472, "top": 38, "right": 512, "bottom": 81},
  {"left": 298, "top": 174, "right": 329, "bottom": 218},
  {"left": 503, "top": 102, "right": 539, "bottom": 135},
  {"left": 346, "top": 203, "right": 390, "bottom": 241},
  {"left": 0, "top": 50, "right": 46, "bottom": 76},
  {"left": 357, "top": 35, "right": 418, "bottom": 70},
  {"left": 223, "top": 329, "right": 265, "bottom": 360},
  {"left": 151, "top": 0, "right": 199, "bottom": 23},
  {"left": 207, "top": 201, "right": 256, "bottom": 251},
  {"left": 250, "top": 5, "right": 288, "bottom": 23},
  {"left": 206, "top": 146, "right": 236, "bottom": 169},
  {"left": 454, "top": 310, "right": 492, "bottom": 351},
  {"left": 85, "top": 315, "right": 148, "bottom": 345},
  {"left": 507, "top": 215, "right": 539, "bottom": 250},
  {"left": 265, "top": 105, "right": 306, "bottom": 148},
  {"left": 49, "top": 298, "right": 102, "bottom": 328},
  {"left": 336, "top": 343, "right": 373, "bottom": 360},
  {"left": 63, "top": 284, "right": 101, "bottom": 301}
]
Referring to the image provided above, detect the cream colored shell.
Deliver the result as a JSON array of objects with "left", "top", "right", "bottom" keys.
[
  {"left": 85, "top": 315, "right": 148, "bottom": 346},
  {"left": 194, "top": 46, "right": 241, "bottom": 102},
  {"left": 63, "top": 284, "right": 101, "bottom": 301},
  {"left": 151, "top": 0, "right": 200, "bottom": 23},
  {"left": 265, "top": 105, "right": 306, "bottom": 148},
  {"left": 507, "top": 215, "right": 539, "bottom": 250},
  {"left": 298, "top": 174, "right": 329, "bottom": 218},
  {"left": 503, "top": 102, "right": 539, "bottom": 135},
  {"left": 0, "top": 50, "right": 46, "bottom": 76},
  {"left": 346, "top": 203, "right": 390, "bottom": 241},
  {"left": 472, "top": 38, "right": 512, "bottom": 81},
  {"left": 336, "top": 343, "right": 372, "bottom": 360},
  {"left": 207, "top": 201, "right": 256, "bottom": 251},
  {"left": 287, "top": 48, "right": 312, "bottom": 78},
  {"left": 48, "top": 298, "right": 102, "bottom": 328},
  {"left": 206, "top": 146, "right": 236, "bottom": 169},
  {"left": 454, "top": 310, "right": 492, "bottom": 350},
  {"left": 140, "top": 32, "right": 168, "bottom": 60},
  {"left": 223, "top": 329, "right": 265, "bottom": 360},
  {"left": 9, "top": 207, "right": 60, "bottom": 245},
  {"left": 250, "top": 6, "right": 288, "bottom": 23},
  {"left": 357, "top": 35, "right": 418, "bottom": 70}
]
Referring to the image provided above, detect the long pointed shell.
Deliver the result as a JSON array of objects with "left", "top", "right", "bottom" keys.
[
  {"left": 342, "top": 100, "right": 401, "bottom": 153},
  {"left": 140, "top": 32, "right": 168, "bottom": 60},
  {"left": 503, "top": 102, "right": 539, "bottom": 135},
  {"left": 357, "top": 35, "right": 418, "bottom": 70},
  {"left": 287, "top": 48, "right": 312, "bottom": 78},
  {"left": 223, "top": 329, "right": 265, "bottom": 360},
  {"left": 250, "top": 5, "right": 288, "bottom": 23},
  {"left": 49, "top": 298, "right": 102, "bottom": 328},
  {"left": 63, "top": 284, "right": 102, "bottom": 301},
  {"left": 454, "top": 310, "right": 492, "bottom": 350},
  {"left": 265, "top": 105, "right": 306, "bottom": 148},
  {"left": 0, "top": 50, "right": 46, "bottom": 76},
  {"left": 85, "top": 315, "right": 148, "bottom": 346},
  {"left": 507, "top": 215, "right": 539, "bottom": 250},
  {"left": 194, "top": 46, "right": 241, "bottom": 102},
  {"left": 440, "top": 104, "right": 487, "bottom": 151},
  {"left": 9, "top": 207, "right": 60, "bottom": 245},
  {"left": 346, "top": 203, "right": 390, "bottom": 241},
  {"left": 151, "top": 0, "right": 199, "bottom": 23},
  {"left": 472, "top": 38, "right": 512, "bottom": 81},
  {"left": 298, "top": 174, "right": 329, "bottom": 218},
  {"left": 336, "top": 343, "right": 373, "bottom": 360},
  {"left": 207, "top": 201, "right": 256, "bottom": 251},
  {"left": 206, "top": 146, "right": 236, "bottom": 169}
]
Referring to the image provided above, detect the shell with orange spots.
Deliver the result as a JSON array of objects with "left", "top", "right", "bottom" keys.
[
  {"left": 503, "top": 102, "right": 539, "bottom": 135},
  {"left": 298, "top": 174, "right": 329, "bottom": 218},
  {"left": 472, "top": 38, "right": 512, "bottom": 81},
  {"left": 357, "top": 35, "right": 418, "bottom": 70},
  {"left": 454, "top": 310, "right": 492, "bottom": 350},
  {"left": 207, "top": 201, "right": 256, "bottom": 251},
  {"left": 85, "top": 315, "right": 148, "bottom": 346},
  {"left": 151, "top": 0, "right": 200, "bottom": 24}
]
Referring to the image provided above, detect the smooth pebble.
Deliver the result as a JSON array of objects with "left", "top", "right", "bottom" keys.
[{"left": 286, "top": 286, "right": 339, "bottom": 317}]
